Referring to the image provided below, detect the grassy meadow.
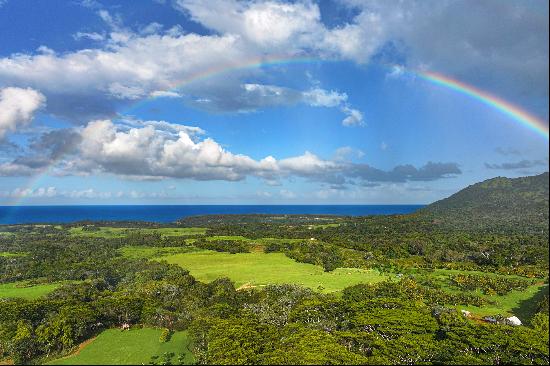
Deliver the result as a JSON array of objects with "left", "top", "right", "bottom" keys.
[
  {"left": 0, "top": 281, "right": 63, "bottom": 300},
  {"left": 154, "top": 250, "right": 390, "bottom": 292},
  {"left": 48, "top": 328, "right": 194, "bottom": 365}
]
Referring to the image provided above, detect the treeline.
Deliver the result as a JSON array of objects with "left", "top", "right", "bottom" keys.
[
  {"left": 189, "top": 280, "right": 549, "bottom": 365},
  {"left": 203, "top": 217, "right": 548, "bottom": 276},
  {"left": 193, "top": 239, "right": 249, "bottom": 254},
  {"left": 450, "top": 274, "right": 536, "bottom": 296},
  {"left": 3, "top": 274, "right": 547, "bottom": 365}
]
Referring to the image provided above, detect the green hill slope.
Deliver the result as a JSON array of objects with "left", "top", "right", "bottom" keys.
[{"left": 419, "top": 172, "right": 549, "bottom": 233}]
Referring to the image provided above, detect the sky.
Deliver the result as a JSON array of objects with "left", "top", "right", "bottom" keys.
[{"left": 0, "top": 0, "right": 548, "bottom": 205}]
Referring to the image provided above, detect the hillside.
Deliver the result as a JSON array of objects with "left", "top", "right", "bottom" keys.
[{"left": 420, "top": 172, "right": 549, "bottom": 233}]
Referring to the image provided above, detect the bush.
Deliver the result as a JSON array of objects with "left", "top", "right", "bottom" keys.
[{"left": 159, "top": 328, "right": 172, "bottom": 343}]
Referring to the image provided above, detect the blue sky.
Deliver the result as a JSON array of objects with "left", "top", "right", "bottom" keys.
[{"left": 0, "top": 0, "right": 548, "bottom": 205}]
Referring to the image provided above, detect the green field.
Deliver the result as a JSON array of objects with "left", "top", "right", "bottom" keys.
[
  {"left": 155, "top": 250, "right": 389, "bottom": 292},
  {"left": 0, "top": 281, "right": 63, "bottom": 300},
  {"left": 69, "top": 226, "right": 207, "bottom": 238},
  {"left": 48, "top": 328, "right": 194, "bottom": 365}
]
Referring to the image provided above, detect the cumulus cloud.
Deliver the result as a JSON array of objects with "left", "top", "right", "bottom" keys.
[
  {"left": 0, "top": 0, "right": 545, "bottom": 125},
  {"left": 0, "top": 1, "right": 374, "bottom": 122},
  {"left": 344, "top": 0, "right": 549, "bottom": 100},
  {"left": 0, "top": 118, "right": 462, "bottom": 184},
  {"left": 57, "top": 119, "right": 455, "bottom": 185},
  {"left": 341, "top": 106, "right": 364, "bottom": 127},
  {"left": 0, "top": 87, "right": 45, "bottom": 139},
  {"left": 0, "top": 32, "right": 252, "bottom": 120}
]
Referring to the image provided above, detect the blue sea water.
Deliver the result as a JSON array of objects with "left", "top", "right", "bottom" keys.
[{"left": 0, "top": 205, "right": 425, "bottom": 224}]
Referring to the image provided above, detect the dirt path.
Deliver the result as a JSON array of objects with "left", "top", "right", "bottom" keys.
[
  {"left": 236, "top": 282, "right": 256, "bottom": 291},
  {"left": 48, "top": 336, "right": 97, "bottom": 363}
]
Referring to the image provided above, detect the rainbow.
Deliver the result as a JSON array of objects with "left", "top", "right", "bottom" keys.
[
  {"left": 3, "top": 57, "right": 548, "bottom": 208},
  {"left": 132, "top": 56, "right": 548, "bottom": 139},
  {"left": 419, "top": 71, "right": 549, "bottom": 139},
  {"left": 133, "top": 54, "right": 324, "bottom": 107}
]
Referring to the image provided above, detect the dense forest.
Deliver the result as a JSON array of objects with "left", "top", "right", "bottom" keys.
[{"left": 0, "top": 173, "right": 548, "bottom": 364}]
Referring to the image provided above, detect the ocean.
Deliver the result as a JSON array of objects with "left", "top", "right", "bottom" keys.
[{"left": 0, "top": 205, "right": 425, "bottom": 224}]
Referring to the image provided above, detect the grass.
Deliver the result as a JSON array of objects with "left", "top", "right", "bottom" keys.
[
  {"left": 410, "top": 268, "right": 548, "bottom": 318},
  {"left": 69, "top": 227, "right": 206, "bottom": 238},
  {"left": 48, "top": 327, "right": 194, "bottom": 365},
  {"left": 457, "top": 284, "right": 548, "bottom": 318},
  {"left": 306, "top": 223, "right": 341, "bottom": 229},
  {"left": 0, "top": 281, "right": 63, "bottom": 300},
  {"left": 0, "top": 252, "right": 27, "bottom": 257},
  {"left": 205, "top": 235, "right": 248, "bottom": 241},
  {"left": 155, "top": 250, "right": 389, "bottom": 293}
]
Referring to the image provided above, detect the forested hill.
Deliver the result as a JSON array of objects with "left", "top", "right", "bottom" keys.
[{"left": 419, "top": 172, "right": 549, "bottom": 233}]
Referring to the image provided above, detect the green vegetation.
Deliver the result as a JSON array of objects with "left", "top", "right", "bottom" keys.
[
  {"left": 0, "top": 281, "right": 64, "bottom": 300},
  {"left": 156, "top": 250, "right": 389, "bottom": 292},
  {"left": 69, "top": 226, "right": 207, "bottom": 238},
  {"left": 420, "top": 172, "right": 549, "bottom": 233},
  {"left": 0, "top": 173, "right": 548, "bottom": 364},
  {"left": 0, "top": 252, "right": 27, "bottom": 257},
  {"left": 119, "top": 246, "right": 197, "bottom": 260},
  {"left": 458, "top": 284, "right": 548, "bottom": 317},
  {"left": 48, "top": 328, "right": 194, "bottom": 365}
]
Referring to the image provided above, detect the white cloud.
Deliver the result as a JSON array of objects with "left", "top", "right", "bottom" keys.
[
  {"left": 303, "top": 88, "right": 348, "bottom": 107},
  {"left": 174, "top": 0, "right": 323, "bottom": 50},
  {"left": 341, "top": 106, "right": 364, "bottom": 127},
  {"left": 0, "top": 186, "right": 57, "bottom": 198},
  {"left": 0, "top": 0, "right": 544, "bottom": 126},
  {"left": 73, "top": 32, "right": 106, "bottom": 42},
  {"left": 0, "top": 1, "right": 373, "bottom": 122},
  {"left": 0, "top": 162, "right": 38, "bottom": 177},
  {"left": 0, "top": 186, "right": 162, "bottom": 200},
  {"left": 0, "top": 87, "right": 46, "bottom": 139},
  {"left": 150, "top": 90, "right": 183, "bottom": 98},
  {"left": 174, "top": 0, "right": 387, "bottom": 61},
  {"left": 0, "top": 32, "right": 252, "bottom": 120},
  {"left": 66, "top": 119, "right": 346, "bottom": 182}
]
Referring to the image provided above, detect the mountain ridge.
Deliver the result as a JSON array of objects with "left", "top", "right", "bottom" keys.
[{"left": 419, "top": 172, "right": 549, "bottom": 233}]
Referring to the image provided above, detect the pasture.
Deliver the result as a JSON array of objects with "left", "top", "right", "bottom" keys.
[
  {"left": 154, "top": 250, "right": 389, "bottom": 292},
  {"left": 48, "top": 327, "right": 194, "bottom": 365},
  {"left": 0, "top": 281, "right": 62, "bottom": 300}
]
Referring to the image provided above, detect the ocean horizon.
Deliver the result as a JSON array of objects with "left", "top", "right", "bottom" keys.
[{"left": 0, "top": 205, "right": 425, "bottom": 224}]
